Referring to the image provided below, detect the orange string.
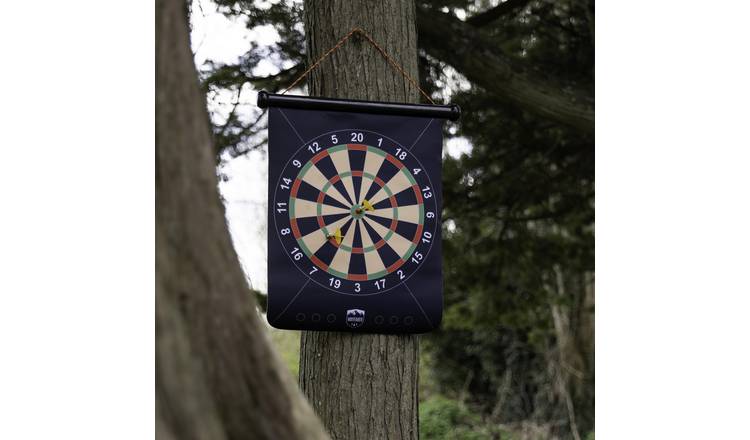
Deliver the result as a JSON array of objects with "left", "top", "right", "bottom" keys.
[{"left": 282, "top": 27, "right": 435, "bottom": 105}]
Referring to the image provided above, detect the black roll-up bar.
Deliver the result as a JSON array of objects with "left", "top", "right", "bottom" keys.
[{"left": 257, "top": 90, "right": 461, "bottom": 122}]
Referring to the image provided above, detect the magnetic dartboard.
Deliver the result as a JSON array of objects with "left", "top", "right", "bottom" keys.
[
  {"left": 263, "top": 96, "right": 454, "bottom": 333},
  {"left": 273, "top": 130, "right": 437, "bottom": 295}
]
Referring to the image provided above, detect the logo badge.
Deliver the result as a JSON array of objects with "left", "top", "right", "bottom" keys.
[{"left": 346, "top": 309, "right": 365, "bottom": 329}]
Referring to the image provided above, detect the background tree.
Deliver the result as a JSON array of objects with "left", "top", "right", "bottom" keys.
[
  {"left": 156, "top": 0, "right": 328, "bottom": 438},
  {"left": 297, "top": 1, "right": 422, "bottom": 438},
  {"left": 198, "top": 0, "right": 594, "bottom": 438}
]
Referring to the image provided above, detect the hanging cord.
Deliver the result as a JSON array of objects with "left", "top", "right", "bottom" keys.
[{"left": 282, "top": 27, "right": 436, "bottom": 105}]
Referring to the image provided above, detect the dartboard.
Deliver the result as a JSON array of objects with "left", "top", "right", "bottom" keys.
[
  {"left": 273, "top": 130, "right": 437, "bottom": 295},
  {"left": 265, "top": 102, "right": 445, "bottom": 333}
]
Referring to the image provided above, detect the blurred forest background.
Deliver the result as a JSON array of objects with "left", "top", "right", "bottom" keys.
[{"left": 189, "top": 0, "right": 594, "bottom": 438}]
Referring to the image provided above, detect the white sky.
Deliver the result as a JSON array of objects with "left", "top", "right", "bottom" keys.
[{"left": 189, "top": 0, "right": 471, "bottom": 293}]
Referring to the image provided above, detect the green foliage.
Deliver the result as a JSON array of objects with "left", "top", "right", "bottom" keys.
[
  {"left": 268, "top": 328, "right": 300, "bottom": 378},
  {"left": 420, "top": 396, "right": 520, "bottom": 440},
  {"left": 422, "top": 1, "right": 595, "bottom": 435},
  {"left": 420, "top": 396, "right": 487, "bottom": 440}
]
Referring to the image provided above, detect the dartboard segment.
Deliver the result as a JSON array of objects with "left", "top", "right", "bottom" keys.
[
  {"left": 358, "top": 218, "right": 388, "bottom": 278},
  {"left": 291, "top": 177, "right": 351, "bottom": 209},
  {"left": 327, "top": 220, "right": 357, "bottom": 278},
  {"left": 369, "top": 204, "right": 423, "bottom": 224},
  {"left": 328, "top": 145, "right": 359, "bottom": 204},
  {"left": 290, "top": 197, "right": 350, "bottom": 218},
  {"left": 358, "top": 146, "right": 386, "bottom": 204},
  {"left": 296, "top": 160, "right": 351, "bottom": 207},
  {"left": 362, "top": 216, "right": 416, "bottom": 265},
  {"left": 368, "top": 167, "right": 417, "bottom": 206},
  {"left": 360, "top": 218, "right": 404, "bottom": 275}
]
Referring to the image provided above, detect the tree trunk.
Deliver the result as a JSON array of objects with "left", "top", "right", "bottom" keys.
[
  {"left": 299, "top": 2, "right": 421, "bottom": 439},
  {"left": 156, "top": 0, "right": 328, "bottom": 438}
]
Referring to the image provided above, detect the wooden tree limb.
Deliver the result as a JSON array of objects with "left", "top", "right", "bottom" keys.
[
  {"left": 156, "top": 0, "right": 329, "bottom": 438},
  {"left": 466, "top": 0, "right": 533, "bottom": 27},
  {"left": 417, "top": 7, "right": 594, "bottom": 133}
]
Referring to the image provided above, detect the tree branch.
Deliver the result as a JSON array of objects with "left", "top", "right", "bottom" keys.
[
  {"left": 417, "top": 8, "right": 594, "bottom": 133},
  {"left": 247, "top": 64, "right": 305, "bottom": 91},
  {"left": 466, "top": 0, "right": 532, "bottom": 27}
]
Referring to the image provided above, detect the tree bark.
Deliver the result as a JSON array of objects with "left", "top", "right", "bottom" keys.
[
  {"left": 417, "top": 7, "right": 594, "bottom": 133},
  {"left": 156, "top": 0, "right": 328, "bottom": 438},
  {"left": 300, "top": 1, "right": 421, "bottom": 439}
]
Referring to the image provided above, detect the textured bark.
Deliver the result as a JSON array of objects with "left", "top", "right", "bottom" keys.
[
  {"left": 156, "top": 0, "right": 328, "bottom": 438},
  {"left": 417, "top": 7, "right": 594, "bottom": 133},
  {"left": 300, "top": 1, "right": 421, "bottom": 439}
]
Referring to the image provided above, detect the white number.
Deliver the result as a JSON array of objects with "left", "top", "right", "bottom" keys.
[
  {"left": 397, "top": 269, "right": 405, "bottom": 280},
  {"left": 309, "top": 266, "right": 318, "bottom": 275},
  {"left": 374, "top": 279, "right": 385, "bottom": 290},
  {"left": 411, "top": 252, "right": 423, "bottom": 264},
  {"left": 292, "top": 159, "right": 302, "bottom": 168},
  {"left": 377, "top": 138, "right": 383, "bottom": 146},
  {"left": 281, "top": 228, "right": 291, "bottom": 235},
  {"left": 329, "top": 278, "right": 341, "bottom": 289},
  {"left": 351, "top": 132, "right": 363, "bottom": 142},
  {"left": 422, "top": 231, "right": 432, "bottom": 244},
  {"left": 426, "top": 211, "right": 435, "bottom": 219},
  {"left": 276, "top": 202, "right": 287, "bottom": 214},
  {"left": 422, "top": 185, "right": 433, "bottom": 199},
  {"left": 394, "top": 148, "right": 407, "bottom": 160},
  {"left": 355, "top": 282, "right": 361, "bottom": 292},
  {"left": 413, "top": 168, "right": 422, "bottom": 175},
  {"left": 290, "top": 246, "right": 302, "bottom": 260},
  {"left": 280, "top": 177, "right": 291, "bottom": 190},
  {"left": 307, "top": 142, "right": 320, "bottom": 153}
]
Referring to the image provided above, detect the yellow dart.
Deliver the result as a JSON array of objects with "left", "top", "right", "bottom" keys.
[
  {"left": 362, "top": 199, "right": 374, "bottom": 211},
  {"left": 327, "top": 228, "right": 343, "bottom": 245}
]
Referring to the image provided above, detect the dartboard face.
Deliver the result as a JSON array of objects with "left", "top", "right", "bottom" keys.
[
  {"left": 266, "top": 107, "right": 443, "bottom": 333},
  {"left": 273, "top": 130, "right": 437, "bottom": 295}
]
